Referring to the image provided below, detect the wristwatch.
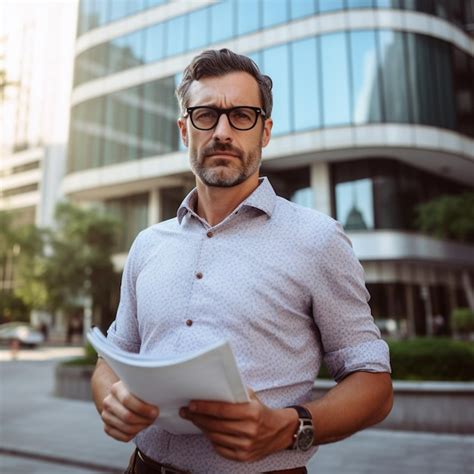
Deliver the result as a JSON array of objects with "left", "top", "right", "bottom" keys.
[{"left": 287, "top": 405, "right": 314, "bottom": 451}]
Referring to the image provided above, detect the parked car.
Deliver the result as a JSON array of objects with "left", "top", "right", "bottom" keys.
[{"left": 0, "top": 322, "right": 45, "bottom": 348}]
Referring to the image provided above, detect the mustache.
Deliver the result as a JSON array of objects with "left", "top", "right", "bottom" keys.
[{"left": 202, "top": 143, "right": 243, "bottom": 160}]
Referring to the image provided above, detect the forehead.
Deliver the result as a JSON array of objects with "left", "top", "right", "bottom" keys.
[{"left": 187, "top": 71, "right": 261, "bottom": 108}]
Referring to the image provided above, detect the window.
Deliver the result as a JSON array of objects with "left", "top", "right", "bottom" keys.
[
  {"left": 141, "top": 77, "right": 179, "bottom": 157},
  {"left": 375, "top": 0, "right": 403, "bottom": 8},
  {"left": 106, "top": 194, "right": 149, "bottom": 252},
  {"left": 378, "top": 30, "right": 410, "bottom": 123},
  {"left": 144, "top": 23, "right": 165, "bottom": 63},
  {"left": 262, "top": 0, "right": 288, "bottom": 28},
  {"left": 210, "top": 1, "right": 234, "bottom": 43},
  {"left": 262, "top": 167, "right": 313, "bottom": 208},
  {"left": 165, "top": 15, "right": 186, "bottom": 56},
  {"left": 347, "top": 0, "right": 374, "bottom": 8},
  {"left": 336, "top": 179, "right": 374, "bottom": 230},
  {"left": 319, "top": 0, "right": 345, "bottom": 12},
  {"left": 263, "top": 45, "right": 291, "bottom": 135},
  {"left": 321, "top": 33, "right": 351, "bottom": 126},
  {"left": 237, "top": 0, "right": 260, "bottom": 35},
  {"left": 290, "top": 0, "right": 317, "bottom": 19},
  {"left": 349, "top": 30, "right": 382, "bottom": 124},
  {"left": 291, "top": 38, "right": 322, "bottom": 131},
  {"left": 109, "top": 0, "right": 129, "bottom": 22},
  {"left": 188, "top": 8, "right": 209, "bottom": 50}
]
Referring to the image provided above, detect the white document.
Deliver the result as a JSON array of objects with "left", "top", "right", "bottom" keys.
[{"left": 87, "top": 327, "right": 249, "bottom": 434}]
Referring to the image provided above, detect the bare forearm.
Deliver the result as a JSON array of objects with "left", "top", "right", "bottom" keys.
[
  {"left": 91, "top": 359, "right": 118, "bottom": 414},
  {"left": 305, "top": 371, "right": 393, "bottom": 445}
]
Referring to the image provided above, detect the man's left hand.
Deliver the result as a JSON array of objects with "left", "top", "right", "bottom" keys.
[{"left": 179, "top": 389, "right": 298, "bottom": 462}]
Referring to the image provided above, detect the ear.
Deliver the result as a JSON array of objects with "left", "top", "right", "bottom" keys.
[
  {"left": 261, "top": 117, "right": 273, "bottom": 148},
  {"left": 177, "top": 117, "right": 189, "bottom": 148}
]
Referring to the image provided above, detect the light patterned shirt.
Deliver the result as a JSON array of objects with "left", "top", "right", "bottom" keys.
[{"left": 107, "top": 177, "right": 391, "bottom": 473}]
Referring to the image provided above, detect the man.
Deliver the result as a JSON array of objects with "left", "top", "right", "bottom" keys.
[{"left": 92, "top": 48, "right": 393, "bottom": 474}]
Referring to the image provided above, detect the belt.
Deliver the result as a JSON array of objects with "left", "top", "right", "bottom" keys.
[
  {"left": 130, "top": 449, "right": 307, "bottom": 474},
  {"left": 132, "top": 449, "right": 189, "bottom": 474}
]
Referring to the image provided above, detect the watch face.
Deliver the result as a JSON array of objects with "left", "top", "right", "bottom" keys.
[{"left": 297, "top": 426, "right": 314, "bottom": 451}]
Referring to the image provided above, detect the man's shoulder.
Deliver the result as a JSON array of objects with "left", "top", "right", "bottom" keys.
[
  {"left": 130, "top": 217, "right": 180, "bottom": 251},
  {"left": 273, "top": 196, "right": 337, "bottom": 233}
]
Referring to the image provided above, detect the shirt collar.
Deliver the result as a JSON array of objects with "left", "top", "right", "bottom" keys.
[{"left": 177, "top": 177, "right": 277, "bottom": 225}]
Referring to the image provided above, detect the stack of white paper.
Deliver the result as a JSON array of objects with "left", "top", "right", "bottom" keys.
[{"left": 87, "top": 327, "right": 249, "bottom": 434}]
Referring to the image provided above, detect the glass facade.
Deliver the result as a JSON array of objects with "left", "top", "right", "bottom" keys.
[
  {"left": 77, "top": 0, "right": 474, "bottom": 36},
  {"left": 69, "top": 30, "right": 474, "bottom": 173},
  {"left": 332, "top": 158, "right": 469, "bottom": 231},
  {"left": 74, "top": 0, "right": 474, "bottom": 87},
  {"left": 262, "top": 167, "right": 313, "bottom": 208},
  {"left": 68, "top": 76, "right": 179, "bottom": 172},
  {"left": 105, "top": 193, "right": 148, "bottom": 252}
]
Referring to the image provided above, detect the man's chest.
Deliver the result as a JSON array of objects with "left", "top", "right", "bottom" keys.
[{"left": 134, "top": 229, "right": 315, "bottom": 351}]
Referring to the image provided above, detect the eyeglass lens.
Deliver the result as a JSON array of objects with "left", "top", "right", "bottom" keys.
[{"left": 192, "top": 107, "right": 258, "bottom": 130}]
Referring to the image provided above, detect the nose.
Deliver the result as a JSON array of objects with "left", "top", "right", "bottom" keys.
[{"left": 212, "top": 112, "right": 233, "bottom": 143}]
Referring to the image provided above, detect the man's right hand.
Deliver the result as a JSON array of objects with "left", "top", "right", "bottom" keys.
[{"left": 101, "top": 380, "right": 159, "bottom": 442}]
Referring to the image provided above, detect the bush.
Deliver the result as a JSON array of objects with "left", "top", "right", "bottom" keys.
[
  {"left": 63, "top": 342, "right": 98, "bottom": 367},
  {"left": 452, "top": 308, "right": 474, "bottom": 334},
  {"left": 318, "top": 338, "right": 474, "bottom": 381},
  {"left": 387, "top": 338, "right": 474, "bottom": 381}
]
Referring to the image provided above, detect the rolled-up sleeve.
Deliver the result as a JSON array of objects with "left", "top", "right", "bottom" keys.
[
  {"left": 106, "top": 233, "right": 143, "bottom": 353},
  {"left": 311, "top": 221, "right": 391, "bottom": 382}
]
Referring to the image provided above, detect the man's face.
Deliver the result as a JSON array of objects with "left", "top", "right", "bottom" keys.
[{"left": 178, "top": 72, "right": 272, "bottom": 188}]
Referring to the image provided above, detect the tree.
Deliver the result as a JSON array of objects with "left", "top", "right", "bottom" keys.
[
  {"left": 0, "top": 211, "right": 45, "bottom": 321},
  {"left": 415, "top": 192, "right": 474, "bottom": 244},
  {"left": 42, "top": 202, "right": 121, "bottom": 327},
  {"left": 7, "top": 203, "right": 120, "bottom": 328},
  {"left": 416, "top": 192, "right": 474, "bottom": 311}
]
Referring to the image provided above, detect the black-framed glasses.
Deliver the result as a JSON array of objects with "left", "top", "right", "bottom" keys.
[{"left": 185, "top": 106, "right": 266, "bottom": 131}]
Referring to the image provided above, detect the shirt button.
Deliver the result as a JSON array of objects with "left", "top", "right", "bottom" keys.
[
  {"left": 206, "top": 231, "right": 213, "bottom": 238},
  {"left": 196, "top": 272, "right": 203, "bottom": 279},
  {"left": 186, "top": 319, "right": 193, "bottom": 327}
]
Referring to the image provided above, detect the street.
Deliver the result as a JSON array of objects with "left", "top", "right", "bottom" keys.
[{"left": 0, "top": 347, "right": 473, "bottom": 473}]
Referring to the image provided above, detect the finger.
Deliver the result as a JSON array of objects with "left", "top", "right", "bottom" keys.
[
  {"left": 112, "top": 383, "right": 158, "bottom": 419},
  {"left": 207, "top": 431, "right": 254, "bottom": 452},
  {"left": 213, "top": 444, "right": 253, "bottom": 462},
  {"left": 104, "top": 395, "right": 156, "bottom": 426},
  {"left": 103, "top": 423, "right": 136, "bottom": 443},
  {"left": 188, "top": 400, "right": 253, "bottom": 420},
  {"left": 102, "top": 409, "right": 150, "bottom": 436}
]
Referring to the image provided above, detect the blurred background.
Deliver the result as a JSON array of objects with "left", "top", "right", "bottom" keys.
[{"left": 1, "top": 2, "right": 473, "bottom": 472}]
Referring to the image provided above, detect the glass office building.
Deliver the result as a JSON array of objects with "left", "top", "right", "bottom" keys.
[{"left": 66, "top": 0, "right": 474, "bottom": 336}]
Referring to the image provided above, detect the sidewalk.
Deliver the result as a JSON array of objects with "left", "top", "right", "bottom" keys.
[{"left": 1, "top": 348, "right": 473, "bottom": 473}]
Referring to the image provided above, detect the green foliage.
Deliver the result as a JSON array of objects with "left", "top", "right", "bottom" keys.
[
  {"left": 388, "top": 338, "right": 474, "bottom": 381},
  {"left": 1, "top": 211, "right": 47, "bottom": 320},
  {"left": 452, "top": 308, "right": 474, "bottom": 333},
  {"left": 318, "top": 338, "right": 474, "bottom": 381},
  {"left": 42, "top": 202, "right": 121, "bottom": 313},
  {"left": 63, "top": 342, "right": 98, "bottom": 366},
  {"left": 415, "top": 192, "right": 474, "bottom": 243},
  {"left": 1, "top": 203, "right": 120, "bottom": 324}
]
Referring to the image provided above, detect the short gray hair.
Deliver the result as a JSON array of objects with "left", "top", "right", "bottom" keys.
[{"left": 176, "top": 48, "right": 273, "bottom": 118}]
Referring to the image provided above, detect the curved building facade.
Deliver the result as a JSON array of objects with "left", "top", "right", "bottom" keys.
[{"left": 66, "top": 0, "right": 474, "bottom": 336}]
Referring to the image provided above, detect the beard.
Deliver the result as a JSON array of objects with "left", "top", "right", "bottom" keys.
[{"left": 190, "top": 141, "right": 261, "bottom": 188}]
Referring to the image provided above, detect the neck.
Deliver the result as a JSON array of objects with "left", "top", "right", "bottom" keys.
[{"left": 195, "top": 174, "right": 260, "bottom": 227}]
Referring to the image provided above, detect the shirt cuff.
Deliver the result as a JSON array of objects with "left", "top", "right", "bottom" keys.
[{"left": 323, "top": 339, "right": 391, "bottom": 382}]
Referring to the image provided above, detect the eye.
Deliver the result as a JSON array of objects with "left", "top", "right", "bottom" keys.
[
  {"left": 194, "top": 109, "right": 216, "bottom": 121},
  {"left": 231, "top": 108, "right": 253, "bottom": 122}
]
